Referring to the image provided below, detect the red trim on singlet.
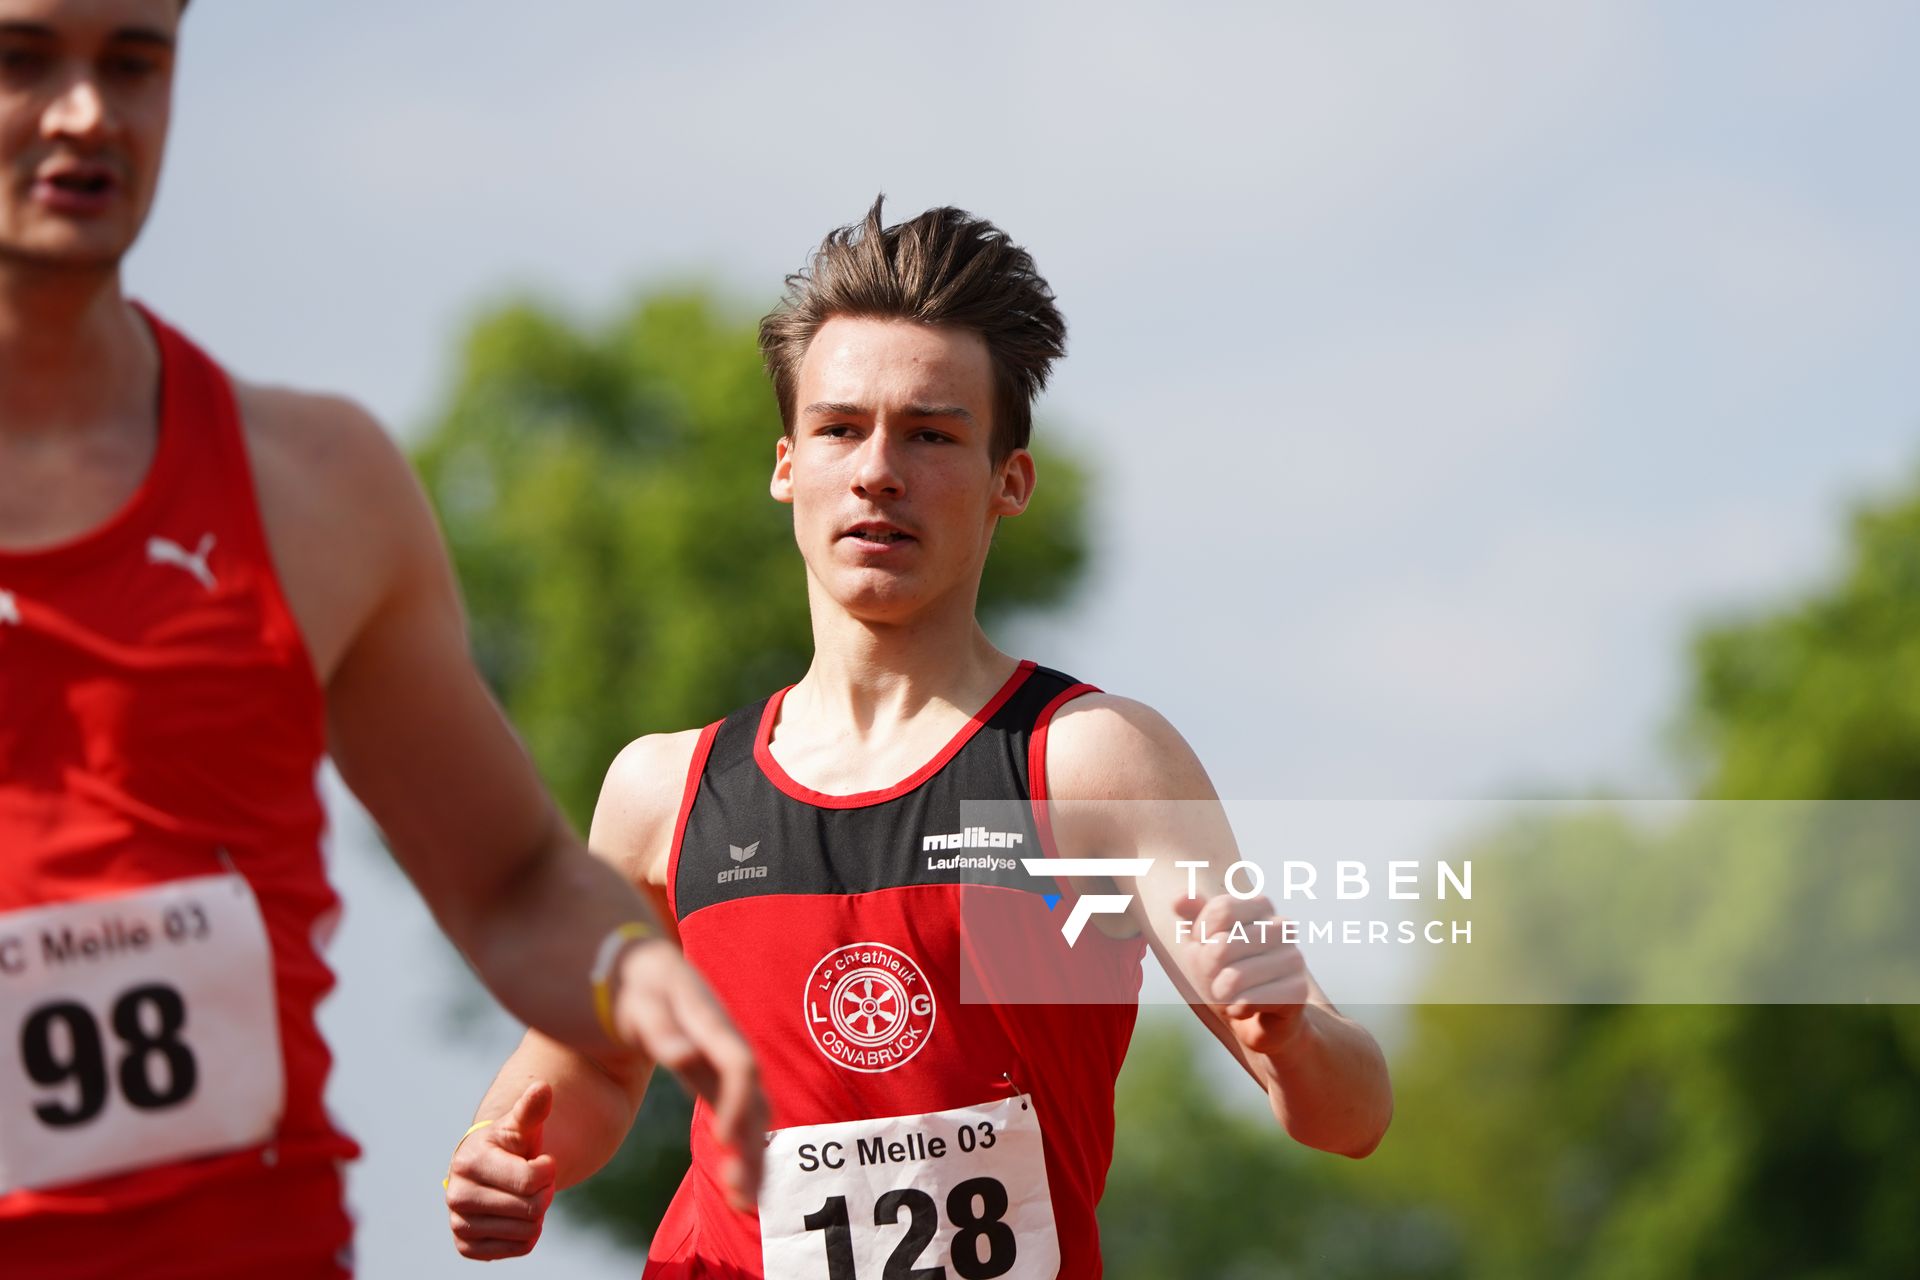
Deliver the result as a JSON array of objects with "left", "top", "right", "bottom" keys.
[
  {"left": 752, "top": 659, "right": 1037, "bottom": 809},
  {"left": 160, "top": 306, "right": 324, "bottom": 699},
  {"left": 664, "top": 720, "right": 723, "bottom": 921},
  {"left": 0, "top": 304, "right": 327, "bottom": 704},
  {"left": 1028, "top": 681, "right": 1102, "bottom": 865},
  {"left": 0, "top": 305, "right": 185, "bottom": 569}
]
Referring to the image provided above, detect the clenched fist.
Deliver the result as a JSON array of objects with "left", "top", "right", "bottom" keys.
[
  {"left": 445, "top": 1081, "right": 557, "bottom": 1261},
  {"left": 1172, "top": 892, "right": 1311, "bottom": 1055}
]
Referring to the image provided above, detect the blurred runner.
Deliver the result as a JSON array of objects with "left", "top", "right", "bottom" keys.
[
  {"left": 0, "top": 3, "right": 761, "bottom": 1276},
  {"left": 447, "top": 198, "right": 1394, "bottom": 1277}
]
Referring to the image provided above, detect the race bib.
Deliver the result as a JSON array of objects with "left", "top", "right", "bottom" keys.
[
  {"left": 760, "top": 1094, "right": 1059, "bottom": 1280},
  {"left": 0, "top": 873, "right": 284, "bottom": 1194}
]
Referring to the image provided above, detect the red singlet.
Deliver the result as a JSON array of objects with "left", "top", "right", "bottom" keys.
[
  {"left": 652, "top": 662, "right": 1146, "bottom": 1279},
  {"left": 0, "top": 309, "right": 357, "bottom": 1278}
]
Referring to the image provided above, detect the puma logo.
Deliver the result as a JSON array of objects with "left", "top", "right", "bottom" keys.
[
  {"left": 0, "top": 589, "right": 18, "bottom": 626},
  {"left": 147, "top": 533, "right": 217, "bottom": 591}
]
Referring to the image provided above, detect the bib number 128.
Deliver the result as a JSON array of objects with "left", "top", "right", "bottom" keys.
[
  {"left": 21, "top": 983, "right": 197, "bottom": 1126},
  {"left": 802, "top": 1176, "right": 1016, "bottom": 1280}
]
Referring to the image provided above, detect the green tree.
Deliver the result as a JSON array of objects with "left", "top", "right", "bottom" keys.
[
  {"left": 1371, "top": 474, "right": 1920, "bottom": 1279},
  {"left": 1098, "top": 1019, "right": 1453, "bottom": 1280},
  {"left": 1094, "top": 471, "right": 1920, "bottom": 1280},
  {"left": 412, "top": 287, "right": 1093, "bottom": 1243}
]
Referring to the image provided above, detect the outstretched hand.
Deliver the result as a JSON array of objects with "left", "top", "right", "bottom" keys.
[{"left": 612, "top": 939, "right": 767, "bottom": 1209}]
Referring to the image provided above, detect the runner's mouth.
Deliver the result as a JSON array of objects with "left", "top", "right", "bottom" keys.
[
  {"left": 843, "top": 524, "right": 915, "bottom": 545},
  {"left": 47, "top": 173, "right": 114, "bottom": 196}
]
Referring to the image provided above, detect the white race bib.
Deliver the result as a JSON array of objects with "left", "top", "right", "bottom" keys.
[
  {"left": 0, "top": 873, "right": 284, "bottom": 1194},
  {"left": 760, "top": 1094, "right": 1059, "bottom": 1280}
]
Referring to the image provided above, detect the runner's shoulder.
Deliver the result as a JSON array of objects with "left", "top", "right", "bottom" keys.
[
  {"left": 232, "top": 381, "right": 426, "bottom": 540},
  {"left": 590, "top": 728, "right": 710, "bottom": 889},
  {"left": 232, "top": 380, "right": 400, "bottom": 484},
  {"left": 230, "top": 379, "right": 439, "bottom": 575},
  {"left": 1043, "top": 690, "right": 1216, "bottom": 802}
]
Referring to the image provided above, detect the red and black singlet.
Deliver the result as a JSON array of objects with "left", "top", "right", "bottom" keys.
[{"left": 649, "top": 660, "right": 1146, "bottom": 1280}]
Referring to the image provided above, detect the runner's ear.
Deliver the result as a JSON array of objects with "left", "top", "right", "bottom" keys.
[
  {"left": 990, "top": 447, "right": 1036, "bottom": 519},
  {"left": 771, "top": 435, "right": 796, "bottom": 505}
]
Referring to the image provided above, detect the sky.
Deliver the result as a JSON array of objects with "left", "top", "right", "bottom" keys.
[{"left": 116, "top": 1, "right": 1920, "bottom": 1274}]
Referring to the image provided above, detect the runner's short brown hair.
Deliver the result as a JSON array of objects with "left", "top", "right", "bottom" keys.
[{"left": 759, "top": 197, "right": 1067, "bottom": 460}]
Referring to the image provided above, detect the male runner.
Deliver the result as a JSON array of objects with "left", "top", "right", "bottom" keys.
[
  {"left": 0, "top": 3, "right": 761, "bottom": 1276},
  {"left": 446, "top": 199, "right": 1394, "bottom": 1275}
]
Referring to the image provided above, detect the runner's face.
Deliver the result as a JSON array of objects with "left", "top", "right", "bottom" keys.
[
  {"left": 773, "top": 317, "right": 1035, "bottom": 625},
  {"left": 0, "top": 0, "right": 177, "bottom": 269}
]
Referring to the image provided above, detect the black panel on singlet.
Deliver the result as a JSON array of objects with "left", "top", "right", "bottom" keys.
[{"left": 674, "top": 664, "right": 1087, "bottom": 922}]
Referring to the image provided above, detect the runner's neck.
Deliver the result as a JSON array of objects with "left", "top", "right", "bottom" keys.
[
  {"left": 0, "top": 270, "right": 155, "bottom": 439},
  {"left": 794, "top": 614, "right": 1011, "bottom": 722},
  {"left": 771, "top": 623, "right": 1020, "bottom": 790}
]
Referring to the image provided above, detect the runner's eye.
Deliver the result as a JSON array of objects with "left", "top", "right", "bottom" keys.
[
  {"left": 0, "top": 47, "right": 51, "bottom": 80},
  {"left": 102, "top": 54, "right": 161, "bottom": 80}
]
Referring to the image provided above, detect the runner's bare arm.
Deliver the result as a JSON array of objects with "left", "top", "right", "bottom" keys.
[
  {"left": 447, "top": 731, "right": 759, "bottom": 1258},
  {"left": 457, "top": 732, "right": 705, "bottom": 1189},
  {"left": 1043, "top": 694, "right": 1393, "bottom": 1158},
  {"left": 235, "top": 389, "right": 762, "bottom": 1175}
]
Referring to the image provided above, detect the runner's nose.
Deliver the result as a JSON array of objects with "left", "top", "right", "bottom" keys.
[
  {"left": 851, "top": 432, "right": 905, "bottom": 499},
  {"left": 43, "top": 73, "right": 112, "bottom": 145}
]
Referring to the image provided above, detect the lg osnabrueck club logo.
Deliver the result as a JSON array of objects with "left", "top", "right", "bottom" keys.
[{"left": 805, "top": 942, "right": 937, "bottom": 1073}]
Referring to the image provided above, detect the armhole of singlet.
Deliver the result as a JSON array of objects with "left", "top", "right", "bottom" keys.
[
  {"left": 1027, "top": 681, "right": 1102, "bottom": 869},
  {"left": 186, "top": 326, "right": 327, "bottom": 707},
  {"left": 664, "top": 720, "right": 723, "bottom": 923},
  {"left": 1030, "top": 683, "right": 1152, "bottom": 957}
]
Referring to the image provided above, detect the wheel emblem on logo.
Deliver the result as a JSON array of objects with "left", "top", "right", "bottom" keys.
[{"left": 804, "top": 942, "right": 936, "bottom": 1073}]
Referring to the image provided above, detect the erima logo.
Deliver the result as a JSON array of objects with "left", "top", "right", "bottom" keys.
[
  {"left": 147, "top": 533, "right": 217, "bottom": 591},
  {"left": 1020, "top": 858, "right": 1152, "bottom": 944},
  {"left": 718, "top": 841, "right": 767, "bottom": 885},
  {"left": 922, "top": 828, "right": 1024, "bottom": 851}
]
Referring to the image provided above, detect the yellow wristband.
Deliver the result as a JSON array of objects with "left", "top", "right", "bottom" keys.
[
  {"left": 442, "top": 1118, "right": 494, "bottom": 1190},
  {"left": 590, "top": 921, "right": 657, "bottom": 1046}
]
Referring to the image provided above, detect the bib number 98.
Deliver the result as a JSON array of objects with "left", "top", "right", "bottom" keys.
[
  {"left": 803, "top": 1175, "right": 1016, "bottom": 1280},
  {"left": 21, "top": 983, "right": 197, "bottom": 1126}
]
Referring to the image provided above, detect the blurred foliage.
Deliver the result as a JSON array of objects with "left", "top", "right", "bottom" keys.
[
  {"left": 1098, "top": 1019, "right": 1455, "bottom": 1280},
  {"left": 1099, "top": 475, "right": 1920, "bottom": 1277},
  {"left": 412, "top": 287, "right": 1093, "bottom": 1238},
  {"left": 1687, "top": 479, "right": 1920, "bottom": 799},
  {"left": 1363, "top": 474, "right": 1920, "bottom": 1280}
]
